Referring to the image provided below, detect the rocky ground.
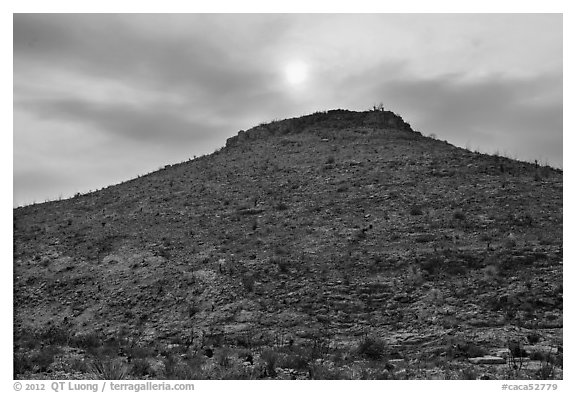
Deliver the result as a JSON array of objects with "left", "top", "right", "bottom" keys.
[{"left": 13, "top": 109, "right": 562, "bottom": 379}]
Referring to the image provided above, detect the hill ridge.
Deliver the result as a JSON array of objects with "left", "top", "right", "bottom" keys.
[{"left": 226, "top": 109, "right": 415, "bottom": 148}]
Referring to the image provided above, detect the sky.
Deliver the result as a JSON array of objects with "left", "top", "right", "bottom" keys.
[{"left": 13, "top": 13, "right": 563, "bottom": 207}]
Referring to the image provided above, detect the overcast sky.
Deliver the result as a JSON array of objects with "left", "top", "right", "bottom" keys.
[{"left": 13, "top": 13, "right": 562, "bottom": 206}]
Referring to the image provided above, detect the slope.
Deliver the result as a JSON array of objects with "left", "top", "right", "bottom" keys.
[{"left": 13, "top": 109, "right": 563, "bottom": 379}]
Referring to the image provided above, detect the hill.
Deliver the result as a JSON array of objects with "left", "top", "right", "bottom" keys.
[{"left": 13, "top": 109, "right": 563, "bottom": 380}]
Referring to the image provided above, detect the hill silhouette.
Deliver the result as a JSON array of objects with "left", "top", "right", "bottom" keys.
[{"left": 13, "top": 109, "right": 563, "bottom": 380}]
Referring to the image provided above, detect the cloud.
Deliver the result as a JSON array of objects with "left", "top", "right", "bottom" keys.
[
  {"left": 13, "top": 14, "right": 284, "bottom": 100},
  {"left": 336, "top": 68, "right": 562, "bottom": 166},
  {"left": 13, "top": 14, "right": 303, "bottom": 143},
  {"left": 407, "top": 75, "right": 561, "bottom": 165},
  {"left": 18, "top": 97, "right": 226, "bottom": 145}
]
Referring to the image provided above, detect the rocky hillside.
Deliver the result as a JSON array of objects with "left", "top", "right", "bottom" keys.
[{"left": 13, "top": 109, "right": 563, "bottom": 380}]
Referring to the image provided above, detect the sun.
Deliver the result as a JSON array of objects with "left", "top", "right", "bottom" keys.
[{"left": 284, "top": 60, "right": 309, "bottom": 86}]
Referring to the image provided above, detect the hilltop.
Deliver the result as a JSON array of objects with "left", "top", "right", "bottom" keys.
[{"left": 13, "top": 109, "right": 563, "bottom": 380}]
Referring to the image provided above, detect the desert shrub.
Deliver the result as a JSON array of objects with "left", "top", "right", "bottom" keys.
[
  {"left": 236, "top": 335, "right": 253, "bottom": 349},
  {"left": 504, "top": 237, "right": 517, "bottom": 249},
  {"left": 357, "top": 336, "right": 387, "bottom": 361},
  {"left": 420, "top": 255, "right": 443, "bottom": 275},
  {"left": 15, "top": 329, "right": 41, "bottom": 350},
  {"left": 130, "top": 358, "right": 152, "bottom": 378},
  {"left": 37, "top": 323, "right": 71, "bottom": 346},
  {"left": 14, "top": 353, "right": 33, "bottom": 377},
  {"left": 453, "top": 210, "right": 466, "bottom": 220},
  {"left": 277, "top": 259, "right": 291, "bottom": 274},
  {"left": 260, "top": 349, "right": 278, "bottom": 377},
  {"left": 409, "top": 205, "right": 424, "bottom": 216},
  {"left": 275, "top": 202, "right": 289, "bottom": 211},
  {"left": 536, "top": 363, "right": 555, "bottom": 379},
  {"left": 309, "top": 337, "right": 331, "bottom": 359},
  {"left": 157, "top": 246, "right": 171, "bottom": 259},
  {"left": 89, "top": 341, "right": 120, "bottom": 358},
  {"left": 68, "top": 357, "right": 90, "bottom": 374},
  {"left": 426, "top": 288, "right": 444, "bottom": 305},
  {"left": 526, "top": 332, "right": 540, "bottom": 345},
  {"left": 447, "top": 340, "right": 486, "bottom": 359},
  {"left": 444, "top": 260, "right": 467, "bottom": 276},
  {"left": 213, "top": 366, "right": 256, "bottom": 380},
  {"left": 186, "top": 303, "right": 200, "bottom": 318},
  {"left": 309, "top": 363, "right": 348, "bottom": 379},
  {"left": 215, "top": 347, "right": 232, "bottom": 368},
  {"left": 406, "top": 265, "right": 424, "bottom": 286},
  {"left": 13, "top": 346, "right": 60, "bottom": 377},
  {"left": 461, "top": 367, "right": 478, "bottom": 380},
  {"left": 552, "top": 351, "right": 563, "bottom": 368},
  {"left": 163, "top": 355, "right": 202, "bottom": 380},
  {"left": 90, "top": 358, "right": 129, "bottom": 380},
  {"left": 278, "top": 353, "right": 309, "bottom": 371},
  {"left": 534, "top": 166, "right": 551, "bottom": 181},
  {"left": 126, "top": 345, "right": 154, "bottom": 359},
  {"left": 241, "top": 274, "right": 255, "bottom": 293},
  {"left": 237, "top": 348, "right": 254, "bottom": 364},
  {"left": 325, "top": 156, "right": 335, "bottom": 164},
  {"left": 71, "top": 331, "right": 101, "bottom": 350},
  {"left": 508, "top": 341, "right": 528, "bottom": 358},
  {"left": 516, "top": 213, "right": 534, "bottom": 226},
  {"left": 482, "top": 264, "right": 500, "bottom": 281}
]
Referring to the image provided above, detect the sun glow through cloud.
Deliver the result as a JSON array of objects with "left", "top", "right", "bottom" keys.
[{"left": 284, "top": 60, "right": 309, "bottom": 86}]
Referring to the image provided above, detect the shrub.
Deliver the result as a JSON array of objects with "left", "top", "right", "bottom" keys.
[
  {"left": 420, "top": 256, "right": 442, "bottom": 275},
  {"left": 526, "top": 332, "right": 540, "bottom": 345},
  {"left": 444, "top": 260, "right": 467, "bottom": 276},
  {"left": 71, "top": 332, "right": 101, "bottom": 350},
  {"left": 309, "top": 363, "right": 347, "bottom": 379},
  {"left": 241, "top": 274, "right": 255, "bottom": 293},
  {"left": 260, "top": 349, "right": 278, "bottom": 377},
  {"left": 277, "top": 259, "right": 291, "bottom": 274},
  {"left": 163, "top": 355, "right": 203, "bottom": 380},
  {"left": 130, "top": 358, "right": 152, "bottom": 378},
  {"left": 504, "top": 237, "right": 517, "bottom": 249},
  {"left": 453, "top": 210, "right": 465, "bottom": 220},
  {"left": 215, "top": 347, "right": 232, "bottom": 368},
  {"left": 409, "top": 205, "right": 423, "bottom": 216},
  {"left": 325, "top": 156, "right": 335, "bottom": 164},
  {"left": 483, "top": 264, "right": 500, "bottom": 281},
  {"left": 407, "top": 265, "right": 424, "bottom": 286},
  {"left": 90, "top": 358, "right": 130, "bottom": 380},
  {"left": 508, "top": 340, "right": 528, "bottom": 358},
  {"left": 357, "top": 336, "right": 387, "bottom": 361},
  {"left": 126, "top": 345, "right": 154, "bottom": 359},
  {"left": 537, "top": 363, "right": 555, "bottom": 379},
  {"left": 278, "top": 353, "right": 309, "bottom": 371},
  {"left": 14, "top": 345, "right": 61, "bottom": 376},
  {"left": 447, "top": 340, "right": 486, "bottom": 359},
  {"left": 14, "top": 353, "right": 33, "bottom": 377},
  {"left": 461, "top": 367, "right": 478, "bottom": 380},
  {"left": 38, "top": 323, "right": 71, "bottom": 346}
]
